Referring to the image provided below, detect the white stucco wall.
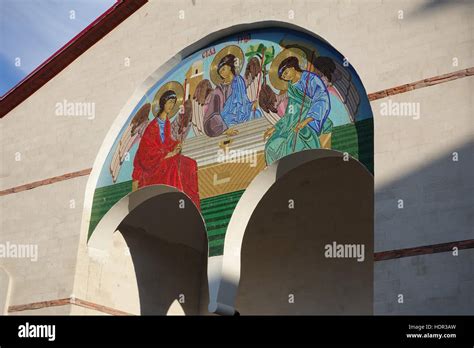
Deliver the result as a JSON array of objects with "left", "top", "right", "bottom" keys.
[{"left": 0, "top": 0, "right": 473, "bottom": 314}]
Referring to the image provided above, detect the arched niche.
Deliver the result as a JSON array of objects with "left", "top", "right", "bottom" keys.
[
  {"left": 80, "top": 21, "right": 374, "bottom": 315},
  {"left": 87, "top": 186, "right": 208, "bottom": 315},
  {"left": 209, "top": 149, "right": 373, "bottom": 315}
]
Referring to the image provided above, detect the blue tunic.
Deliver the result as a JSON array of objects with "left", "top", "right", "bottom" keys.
[
  {"left": 293, "top": 71, "right": 331, "bottom": 135},
  {"left": 156, "top": 117, "right": 166, "bottom": 142},
  {"left": 221, "top": 75, "right": 261, "bottom": 126}
]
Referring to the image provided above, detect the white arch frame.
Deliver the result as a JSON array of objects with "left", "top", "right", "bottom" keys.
[
  {"left": 208, "top": 149, "right": 374, "bottom": 315},
  {"left": 87, "top": 185, "right": 203, "bottom": 252},
  {"left": 86, "top": 184, "right": 208, "bottom": 315}
]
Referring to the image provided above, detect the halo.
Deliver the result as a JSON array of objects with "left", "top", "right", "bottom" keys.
[
  {"left": 269, "top": 47, "right": 307, "bottom": 91},
  {"left": 151, "top": 81, "right": 184, "bottom": 118},
  {"left": 210, "top": 45, "right": 244, "bottom": 85}
]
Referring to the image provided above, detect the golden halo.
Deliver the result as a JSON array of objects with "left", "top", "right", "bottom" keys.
[
  {"left": 269, "top": 47, "right": 307, "bottom": 91},
  {"left": 210, "top": 45, "right": 244, "bottom": 85},
  {"left": 151, "top": 81, "right": 184, "bottom": 118}
]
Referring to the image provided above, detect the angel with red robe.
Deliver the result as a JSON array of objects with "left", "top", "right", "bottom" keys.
[{"left": 110, "top": 81, "right": 200, "bottom": 209}]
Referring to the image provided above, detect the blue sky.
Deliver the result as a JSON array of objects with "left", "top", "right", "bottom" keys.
[{"left": 0, "top": 0, "right": 116, "bottom": 96}]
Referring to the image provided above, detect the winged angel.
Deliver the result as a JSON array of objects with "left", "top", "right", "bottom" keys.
[
  {"left": 256, "top": 45, "right": 362, "bottom": 165},
  {"left": 189, "top": 44, "right": 266, "bottom": 137},
  {"left": 109, "top": 81, "right": 199, "bottom": 208}
]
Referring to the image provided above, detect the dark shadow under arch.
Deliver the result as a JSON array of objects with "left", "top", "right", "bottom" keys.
[
  {"left": 117, "top": 192, "right": 208, "bottom": 315},
  {"left": 88, "top": 187, "right": 209, "bottom": 315},
  {"left": 208, "top": 149, "right": 373, "bottom": 315},
  {"left": 236, "top": 155, "right": 373, "bottom": 314}
]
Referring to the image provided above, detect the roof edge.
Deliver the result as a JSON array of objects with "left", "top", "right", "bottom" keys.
[{"left": 0, "top": 0, "right": 148, "bottom": 118}]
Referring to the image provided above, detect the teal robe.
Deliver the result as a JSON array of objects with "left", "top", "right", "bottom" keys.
[{"left": 265, "top": 71, "right": 331, "bottom": 165}]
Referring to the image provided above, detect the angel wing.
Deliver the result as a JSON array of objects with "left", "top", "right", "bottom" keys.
[
  {"left": 109, "top": 103, "right": 151, "bottom": 183},
  {"left": 257, "top": 83, "right": 287, "bottom": 125},
  {"left": 171, "top": 99, "right": 193, "bottom": 141},
  {"left": 191, "top": 79, "right": 214, "bottom": 136},
  {"left": 245, "top": 56, "right": 283, "bottom": 125},
  {"left": 245, "top": 56, "right": 261, "bottom": 102},
  {"left": 278, "top": 41, "right": 360, "bottom": 122},
  {"left": 314, "top": 57, "right": 360, "bottom": 123}
]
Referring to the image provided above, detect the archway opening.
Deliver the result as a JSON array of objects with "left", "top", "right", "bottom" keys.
[
  {"left": 117, "top": 192, "right": 208, "bottom": 315},
  {"left": 87, "top": 188, "right": 209, "bottom": 315},
  {"left": 235, "top": 155, "right": 373, "bottom": 314}
]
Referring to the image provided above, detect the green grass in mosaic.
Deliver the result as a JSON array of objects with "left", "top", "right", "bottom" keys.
[{"left": 88, "top": 180, "right": 132, "bottom": 239}]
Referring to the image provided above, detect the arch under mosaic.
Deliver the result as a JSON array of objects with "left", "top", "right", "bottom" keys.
[{"left": 88, "top": 27, "right": 374, "bottom": 256}]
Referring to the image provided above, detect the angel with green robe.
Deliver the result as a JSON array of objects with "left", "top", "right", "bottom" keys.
[{"left": 260, "top": 53, "right": 331, "bottom": 165}]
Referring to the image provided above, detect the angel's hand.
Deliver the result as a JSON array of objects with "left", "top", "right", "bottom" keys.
[
  {"left": 294, "top": 119, "right": 311, "bottom": 132},
  {"left": 263, "top": 126, "right": 275, "bottom": 140},
  {"left": 175, "top": 142, "right": 183, "bottom": 153},
  {"left": 252, "top": 100, "right": 258, "bottom": 111},
  {"left": 224, "top": 128, "right": 239, "bottom": 136},
  {"left": 294, "top": 122, "right": 303, "bottom": 132},
  {"left": 165, "top": 143, "right": 182, "bottom": 158}
]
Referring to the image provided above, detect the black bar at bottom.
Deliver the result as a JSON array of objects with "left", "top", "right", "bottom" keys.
[{"left": 0, "top": 315, "right": 473, "bottom": 345}]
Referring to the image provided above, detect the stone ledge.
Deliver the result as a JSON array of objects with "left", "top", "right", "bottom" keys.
[
  {"left": 374, "top": 239, "right": 474, "bottom": 261},
  {"left": 368, "top": 68, "right": 474, "bottom": 101},
  {"left": 8, "top": 297, "right": 133, "bottom": 316},
  {"left": 0, "top": 169, "right": 91, "bottom": 196}
]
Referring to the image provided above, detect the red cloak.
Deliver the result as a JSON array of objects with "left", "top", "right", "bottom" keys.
[{"left": 132, "top": 118, "right": 200, "bottom": 209}]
